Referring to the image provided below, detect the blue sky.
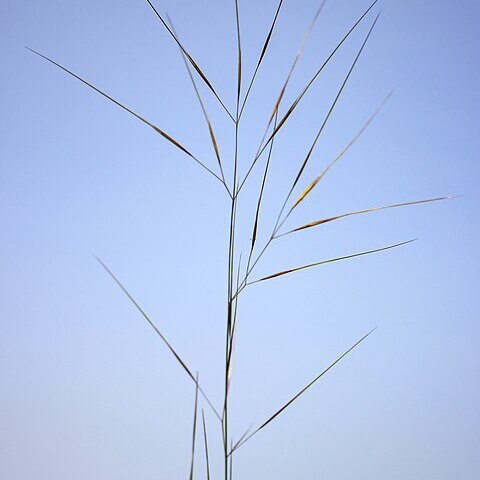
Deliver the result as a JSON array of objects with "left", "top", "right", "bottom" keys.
[{"left": 1, "top": 1, "right": 479, "bottom": 479}]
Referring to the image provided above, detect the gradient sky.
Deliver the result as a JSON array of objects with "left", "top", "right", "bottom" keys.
[{"left": 1, "top": 1, "right": 479, "bottom": 479}]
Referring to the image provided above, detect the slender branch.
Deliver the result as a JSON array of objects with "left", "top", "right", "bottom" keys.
[
  {"left": 284, "top": 92, "right": 393, "bottom": 218},
  {"left": 188, "top": 373, "right": 199, "bottom": 480},
  {"left": 238, "top": 0, "right": 285, "bottom": 119},
  {"left": 277, "top": 196, "right": 459, "bottom": 238},
  {"left": 167, "top": 15, "right": 231, "bottom": 196},
  {"left": 272, "top": 14, "right": 381, "bottom": 235},
  {"left": 261, "top": 0, "right": 328, "bottom": 137},
  {"left": 247, "top": 240, "right": 416, "bottom": 285},
  {"left": 230, "top": 328, "right": 376, "bottom": 454},
  {"left": 235, "top": 0, "right": 242, "bottom": 110},
  {"left": 227, "top": 252, "right": 243, "bottom": 393},
  {"left": 145, "top": 0, "right": 235, "bottom": 122},
  {"left": 244, "top": 110, "right": 279, "bottom": 285},
  {"left": 94, "top": 255, "right": 222, "bottom": 421},
  {"left": 201, "top": 411, "right": 211, "bottom": 480},
  {"left": 26, "top": 47, "right": 226, "bottom": 188},
  {"left": 236, "top": 0, "right": 379, "bottom": 194}
]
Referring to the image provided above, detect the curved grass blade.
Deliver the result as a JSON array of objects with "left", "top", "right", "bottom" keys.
[
  {"left": 235, "top": 0, "right": 242, "bottom": 111},
  {"left": 249, "top": 0, "right": 328, "bottom": 165},
  {"left": 291, "top": 92, "right": 392, "bottom": 210},
  {"left": 226, "top": 252, "right": 242, "bottom": 399},
  {"left": 249, "top": 239, "right": 416, "bottom": 284},
  {"left": 239, "top": 0, "right": 284, "bottom": 118},
  {"left": 276, "top": 13, "right": 380, "bottom": 231},
  {"left": 249, "top": 110, "right": 279, "bottom": 257},
  {"left": 237, "top": 0, "right": 378, "bottom": 194},
  {"left": 271, "top": 13, "right": 380, "bottom": 238},
  {"left": 189, "top": 373, "right": 199, "bottom": 480},
  {"left": 230, "top": 328, "right": 376, "bottom": 454},
  {"left": 231, "top": 424, "right": 253, "bottom": 452},
  {"left": 166, "top": 15, "right": 228, "bottom": 189},
  {"left": 93, "top": 255, "right": 222, "bottom": 421},
  {"left": 282, "top": 197, "right": 458, "bottom": 236},
  {"left": 267, "top": 0, "right": 327, "bottom": 128},
  {"left": 201, "top": 411, "right": 211, "bottom": 480},
  {"left": 238, "top": 0, "right": 328, "bottom": 193},
  {"left": 266, "top": 0, "right": 379, "bottom": 146},
  {"left": 26, "top": 47, "right": 224, "bottom": 185},
  {"left": 145, "top": 0, "right": 235, "bottom": 122},
  {"left": 245, "top": 0, "right": 329, "bottom": 244}
]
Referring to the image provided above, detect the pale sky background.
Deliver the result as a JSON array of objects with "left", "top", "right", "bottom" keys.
[{"left": 1, "top": 0, "right": 479, "bottom": 479}]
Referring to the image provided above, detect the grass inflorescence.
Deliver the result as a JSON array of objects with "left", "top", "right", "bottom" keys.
[{"left": 28, "top": 1, "right": 457, "bottom": 478}]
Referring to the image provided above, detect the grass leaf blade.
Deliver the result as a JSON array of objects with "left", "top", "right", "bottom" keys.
[
  {"left": 250, "top": 111, "right": 278, "bottom": 253},
  {"left": 291, "top": 92, "right": 392, "bottom": 210},
  {"left": 239, "top": 0, "right": 284, "bottom": 117},
  {"left": 250, "top": 239, "right": 416, "bottom": 284},
  {"left": 189, "top": 373, "right": 199, "bottom": 480},
  {"left": 235, "top": 0, "right": 242, "bottom": 110},
  {"left": 166, "top": 15, "right": 227, "bottom": 186},
  {"left": 26, "top": 47, "right": 224, "bottom": 183},
  {"left": 270, "top": 13, "right": 381, "bottom": 236},
  {"left": 267, "top": 0, "right": 379, "bottom": 146},
  {"left": 145, "top": 0, "right": 234, "bottom": 122},
  {"left": 238, "top": 0, "right": 378, "bottom": 194},
  {"left": 201, "top": 411, "right": 211, "bottom": 480},
  {"left": 93, "top": 256, "right": 222, "bottom": 421},
  {"left": 231, "top": 328, "right": 376, "bottom": 453},
  {"left": 287, "top": 13, "right": 380, "bottom": 197},
  {"left": 285, "top": 197, "right": 459, "bottom": 236},
  {"left": 267, "top": 0, "right": 327, "bottom": 126}
]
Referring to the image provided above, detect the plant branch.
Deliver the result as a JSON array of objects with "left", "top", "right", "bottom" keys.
[
  {"left": 230, "top": 328, "right": 376, "bottom": 454},
  {"left": 94, "top": 255, "right": 222, "bottom": 421},
  {"left": 145, "top": 0, "right": 235, "bottom": 122},
  {"left": 236, "top": 0, "right": 379, "bottom": 194},
  {"left": 26, "top": 47, "right": 226, "bottom": 188},
  {"left": 167, "top": 14, "right": 231, "bottom": 196}
]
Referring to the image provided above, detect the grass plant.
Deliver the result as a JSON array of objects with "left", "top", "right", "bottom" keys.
[{"left": 28, "top": 1, "right": 456, "bottom": 478}]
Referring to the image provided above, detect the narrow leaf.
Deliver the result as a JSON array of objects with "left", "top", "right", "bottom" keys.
[
  {"left": 145, "top": 0, "right": 235, "bottom": 122},
  {"left": 271, "top": 15, "right": 381, "bottom": 236},
  {"left": 267, "top": 0, "right": 328, "bottom": 126},
  {"left": 291, "top": 92, "right": 392, "bottom": 209},
  {"left": 245, "top": 0, "right": 328, "bottom": 235},
  {"left": 26, "top": 47, "right": 224, "bottom": 183},
  {"left": 201, "top": 411, "right": 211, "bottom": 480},
  {"left": 231, "top": 424, "right": 253, "bottom": 452},
  {"left": 238, "top": 0, "right": 378, "bottom": 193},
  {"left": 250, "top": 111, "right": 278, "bottom": 253},
  {"left": 93, "top": 255, "right": 222, "bottom": 421},
  {"left": 250, "top": 0, "right": 327, "bottom": 170},
  {"left": 250, "top": 240, "right": 416, "bottom": 284},
  {"left": 285, "top": 197, "right": 458, "bottom": 235},
  {"left": 189, "top": 373, "right": 199, "bottom": 480},
  {"left": 235, "top": 0, "right": 242, "bottom": 108},
  {"left": 166, "top": 15, "right": 227, "bottom": 185},
  {"left": 231, "top": 328, "right": 376, "bottom": 453},
  {"left": 226, "top": 252, "right": 243, "bottom": 397},
  {"left": 266, "top": 0, "right": 379, "bottom": 146},
  {"left": 239, "top": 0, "right": 285, "bottom": 117},
  {"left": 287, "top": 14, "right": 380, "bottom": 198},
  {"left": 208, "top": 123, "right": 224, "bottom": 179}
]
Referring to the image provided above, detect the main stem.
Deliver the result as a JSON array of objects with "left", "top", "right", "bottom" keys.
[
  {"left": 224, "top": 116, "right": 239, "bottom": 480},
  {"left": 225, "top": 5, "right": 241, "bottom": 478}
]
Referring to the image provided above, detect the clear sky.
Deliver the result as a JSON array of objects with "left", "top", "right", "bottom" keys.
[{"left": 1, "top": 1, "right": 479, "bottom": 479}]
